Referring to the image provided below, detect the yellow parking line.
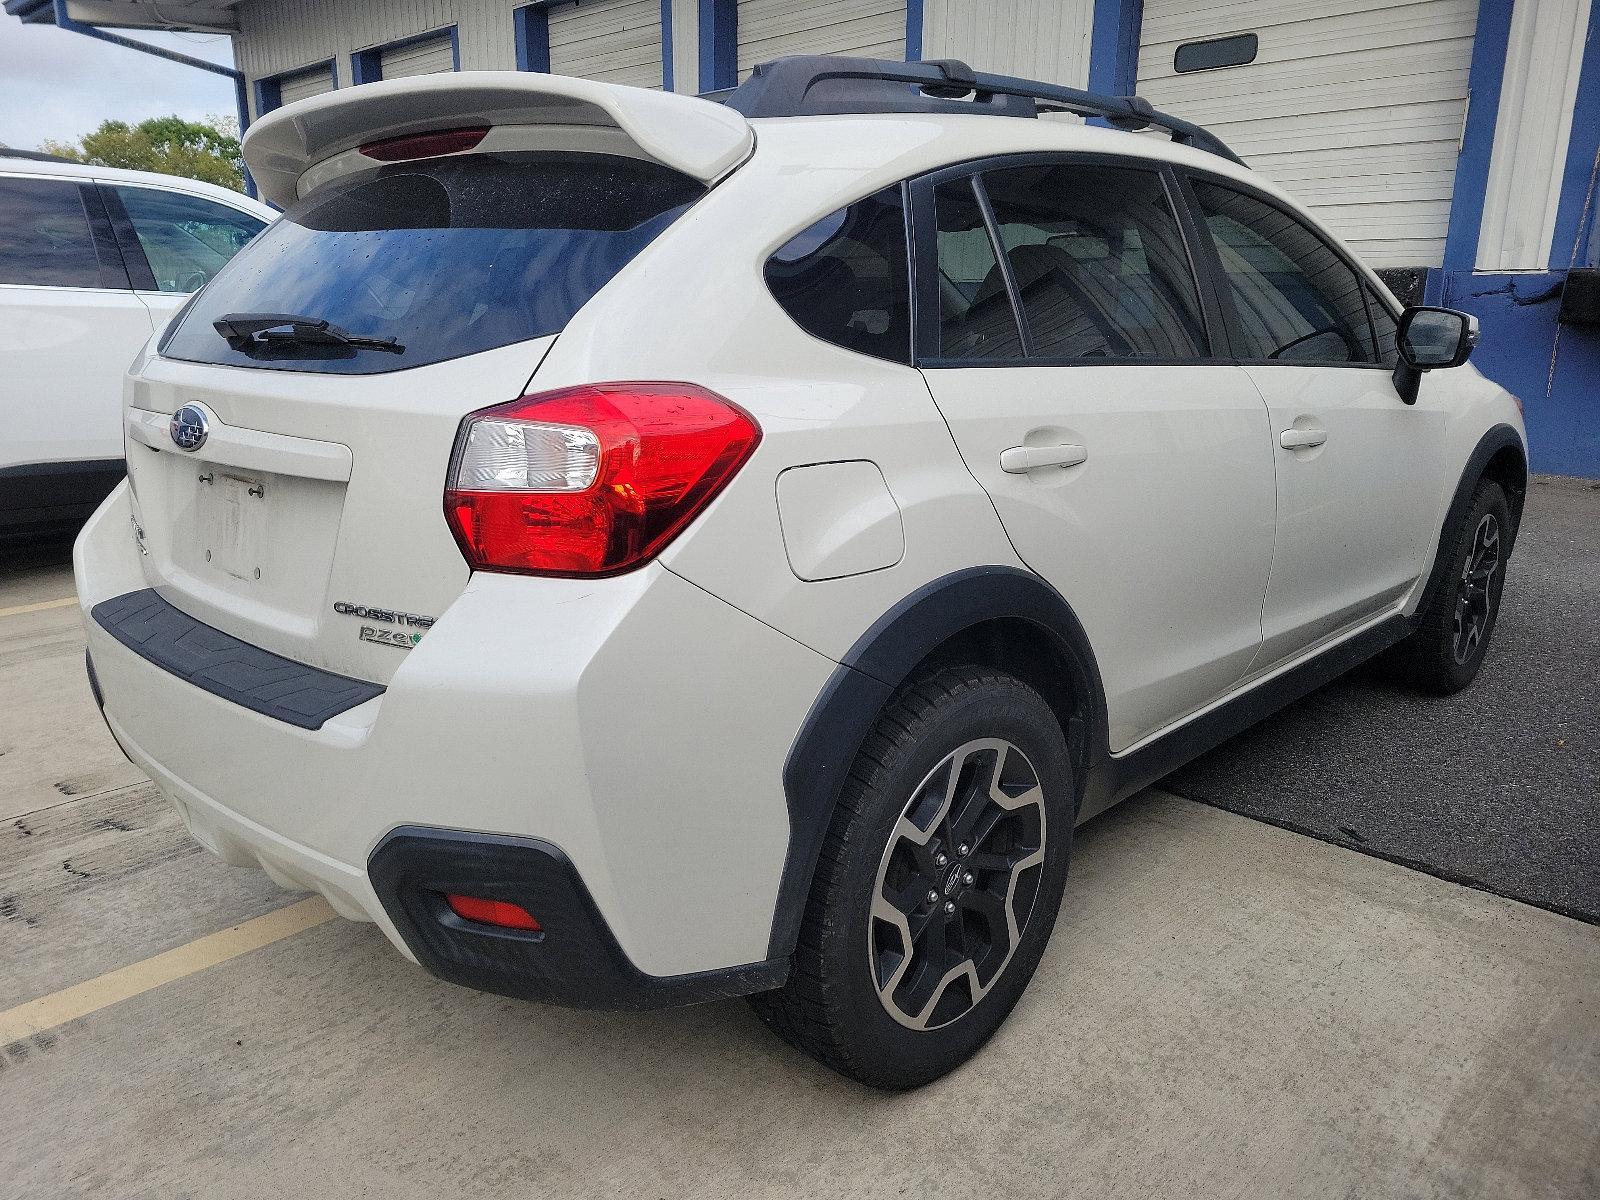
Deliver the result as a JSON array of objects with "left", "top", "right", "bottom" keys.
[
  {"left": 0, "top": 897, "right": 336, "bottom": 1044},
  {"left": 0, "top": 596, "right": 78, "bottom": 619}
]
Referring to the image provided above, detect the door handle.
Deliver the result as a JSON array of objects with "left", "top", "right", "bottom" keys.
[
  {"left": 1000, "top": 443, "right": 1088, "bottom": 473},
  {"left": 1279, "top": 427, "right": 1328, "bottom": 450}
]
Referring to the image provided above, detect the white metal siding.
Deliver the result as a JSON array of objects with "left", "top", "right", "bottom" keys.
[
  {"left": 736, "top": 0, "right": 906, "bottom": 80},
  {"left": 921, "top": 0, "right": 1094, "bottom": 88},
  {"left": 277, "top": 64, "right": 336, "bottom": 105},
  {"left": 1138, "top": 0, "right": 1479, "bottom": 268},
  {"left": 672, "top": 0, "right": 699, "bottom": 91},
  {"left": 549, "top": 0, "right": 663, "bottom": 88},
  {"left": 380, "top": 31, "right": 456, "bottom": 76},
  {"left": 1476, "top": 0, "right": 1593, "bottom": 271}
]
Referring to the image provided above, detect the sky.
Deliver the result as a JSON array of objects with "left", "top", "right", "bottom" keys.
[{"left": 0, "top": 17, "right": 238, "bottom": 150}]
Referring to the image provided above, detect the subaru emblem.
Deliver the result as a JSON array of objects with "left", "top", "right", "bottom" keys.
[{"left": 170, "top": 403, "right": 209, "bottom": 452}]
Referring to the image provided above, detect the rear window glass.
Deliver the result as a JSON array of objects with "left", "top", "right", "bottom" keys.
[{"left": 161, "top": 152, "right": 705, "bottom": 374}]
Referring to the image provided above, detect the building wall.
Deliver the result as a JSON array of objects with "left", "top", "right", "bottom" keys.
[
  {"left": 237, "top": 0, "right": 601, "bottom": 111},
  {"left": 1422, "top": 0, "right": 1600, "bottom": 477},
  {"left": 547, "top": 0, "right": 665, "bottom": 88},
  {"left": 735, "top": 0, "right": 905, "bottom": 79},
  {"left": 1137, "top": 0, "right": 1480, "bottom": 270},
  {"left": 1475, "top": 0, "right": 1593, "bottom": 272},
  {"left": 223, "top": 0, "right": 1600, "bottom": 476},
  {"left": 922, "top": 0, "right": 1094, "bottom": 86}
]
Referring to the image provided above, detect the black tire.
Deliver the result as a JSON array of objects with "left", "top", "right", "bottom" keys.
[
  {"left": 1381, "top": 478, "right": 1511, "bottom": 695},
  {"left": 750, "top": 665, "right": 1074, "bottom": 1089}
]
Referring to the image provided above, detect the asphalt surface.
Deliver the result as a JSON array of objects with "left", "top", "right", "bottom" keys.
[{"left": 1166, "top": 477, "right": 1600, "bottom": 923}]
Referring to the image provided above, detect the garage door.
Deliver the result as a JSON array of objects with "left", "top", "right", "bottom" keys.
[
  {"left": 1137, "top": 0, "right": 1478, "bottom": 268},
  {"left": 736, "top": 0, "right": 906, "bottom": 80},
  {"left": 380, "top": 32, "right": 456, "bottom": 78},
  {"left": 548, "top": 0, "right": 664, "bottom": 88},
  {"left": 920, "top": 0, "right": 1095, "bottom": 88},
  {"left": 277, "top": 64, "right": 335, "bottom": 106}
]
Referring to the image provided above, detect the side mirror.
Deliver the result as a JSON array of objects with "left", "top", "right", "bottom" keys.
[{"left": 1393, "top": 306, "right": 1478, "bottom": 404}]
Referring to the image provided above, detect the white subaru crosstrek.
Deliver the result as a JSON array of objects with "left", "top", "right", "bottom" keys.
[{"left": 76, "top": 59, "right": 1527, "bottom": 1088}]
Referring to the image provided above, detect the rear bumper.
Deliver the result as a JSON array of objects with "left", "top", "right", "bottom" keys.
[
  {"left": 77, "top": 482, "right": 832, "bottom": 1003},
  {"left": 368, "top": 828, "right": 785, "bottom": 1008}
]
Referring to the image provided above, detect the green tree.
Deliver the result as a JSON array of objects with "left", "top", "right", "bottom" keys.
[{"left": 41, "top": 114, "right": 243, "bottom": 191}]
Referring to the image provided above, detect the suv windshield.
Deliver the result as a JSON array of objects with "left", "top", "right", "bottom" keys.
[{"left": 162, "top": 151, "right": 705, "bottom": 374}]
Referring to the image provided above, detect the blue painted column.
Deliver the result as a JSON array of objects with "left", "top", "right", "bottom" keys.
[
  {"left": 351, "top": 46, "right": 382, "bottom": 84},
  {"left": 661, "top": 0, "right": 676, "bottom": 89},
  {"left": 1438, "top": 0, "right": 1514, "bottom": 278},
  {"left": 1088, "top": 0, "right": 1142, "bottom": 97},
  {"left": 1549, "top": 2, "right": 1600, "bottom": 270},
  {"left": 698, "top": 0, "right": 736, "bottom": 91},
  {"left": 905, "top": 0, "right": 924, "bottom": 61},
  {"left": 515, "top": 2, "right": 552, "bottom": 72}
]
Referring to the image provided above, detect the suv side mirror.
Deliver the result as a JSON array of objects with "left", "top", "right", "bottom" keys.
[{"left": 1394, "top": 306, "right": 1478, "bottom": 404}]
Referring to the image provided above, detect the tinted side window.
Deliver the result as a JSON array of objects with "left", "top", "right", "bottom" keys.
[
  {"left": 113, "top": 187, "right": 266, "bottom": 293},
  {"left": 0, "top": 177, "right": 102, "bottom": 288},
  {"left": 931, "top": 177, "right": 1025, "bottom": 360},
  {"left": 765, "top": 186, "right": 910, "bottom": 364},
  {"left": 980, "top": 163, "right": 1208, "bottom": 361},
  {"left": 1192, "top": 180, "right": 1376, "bottom": 364}
]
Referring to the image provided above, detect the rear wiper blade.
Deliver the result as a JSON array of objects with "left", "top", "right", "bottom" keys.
[{"left": 212, "top": 312, "right": 404, "bottom": 354}]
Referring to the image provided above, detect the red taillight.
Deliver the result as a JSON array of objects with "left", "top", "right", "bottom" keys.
[
  {"left": 443, "top": 893, "right": 541, "bottom": 931},
  {"left": 444, "top": 383, "right": 761, "bottom": 577},
  {"left": 359, "top": 126, "right": 489, "bottom": 162}
]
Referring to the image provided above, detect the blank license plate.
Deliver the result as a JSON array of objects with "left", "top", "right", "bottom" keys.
[{"left": 201, "top": 474, "right": 267, "bottom": 581}]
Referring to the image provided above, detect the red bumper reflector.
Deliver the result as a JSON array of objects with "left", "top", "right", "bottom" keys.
[{"left": 443, "top": 893, "right": 541, "bottom": 931}]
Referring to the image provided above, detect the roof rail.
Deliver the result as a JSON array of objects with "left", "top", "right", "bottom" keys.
[
  {"left": 0, "top": 146, "right": 75, "bottom": 164},
  {"left": 720, "top": 56, "right": 1244, "bottom": 166}
]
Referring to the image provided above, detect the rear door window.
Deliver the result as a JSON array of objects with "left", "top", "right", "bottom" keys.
[
  {"left": 110, "top": 186, "right": 266, "bottom": 293},
  {"left": 929, "top": 177, "right": 1025, "bottom": 361},
  {"left": 979, "top": 163, "right": 1209, "bottom": 361},
  {"left": 0, "top": 176, "right": 104, "bottom": 288},
  {"left": 162, "top": 152, "right": 705, "bottom": 374}
]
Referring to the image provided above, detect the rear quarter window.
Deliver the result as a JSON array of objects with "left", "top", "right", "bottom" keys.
[
  {"left": 161, "top": 152, "right": 705, "bottom": 374},
  {"left": 764, "top": 186, "right": 911, "bottom": 365}
]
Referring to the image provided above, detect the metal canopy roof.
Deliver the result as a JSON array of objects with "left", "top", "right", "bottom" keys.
[{"left": 5, "top": 0, "right": 242, "bottom": 32}]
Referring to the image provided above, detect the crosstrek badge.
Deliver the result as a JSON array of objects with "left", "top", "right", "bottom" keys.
[
  {"left": 335, "top": 601, "right": 436, "bottom": 648},
  {"left": 333, "top": 601, "right": 436, "bottom": 628}
]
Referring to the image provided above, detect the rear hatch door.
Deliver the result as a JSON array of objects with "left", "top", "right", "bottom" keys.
[{"left": 124, "top": 74, "right": 748, "bottom": 686}]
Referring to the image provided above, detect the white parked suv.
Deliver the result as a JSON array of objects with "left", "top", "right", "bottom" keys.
[
  {"left": 0, "top": 149, "right": 271, "bottom": 538},
  {"left": 76, "top": 60, "right": 1527, "bottom": 1088}
]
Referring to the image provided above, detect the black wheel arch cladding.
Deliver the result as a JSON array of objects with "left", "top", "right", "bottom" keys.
[
  {"left": 1416, "top": 423, "right": 1527, "bottom": 618},
  {"left": 770, "top": 565, "right": 1108, "bottom": 961}
]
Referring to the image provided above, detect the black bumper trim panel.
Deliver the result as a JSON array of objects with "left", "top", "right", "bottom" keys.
[
  {"left": 90, "top": 589, "right": 383, "bottom": 731},
  {"left": 369, "top": 826, "right": 788, "bottom": 1010}
]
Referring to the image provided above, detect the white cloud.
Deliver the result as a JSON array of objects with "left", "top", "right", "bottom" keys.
[{"left": 0, "top": 19, "right": 238, "bottom": 151}]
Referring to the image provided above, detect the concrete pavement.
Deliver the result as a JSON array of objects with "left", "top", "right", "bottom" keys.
[
  {"left": 3, "top": 540, "right": 1598, "bottom": 1199},
  {"left": 1169, "top": 478, "right": 1600, "bottom": 923}
]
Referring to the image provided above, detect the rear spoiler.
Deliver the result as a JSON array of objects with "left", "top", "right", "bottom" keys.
[{"left": 242, "top": 71, "right": 755, "bottom": 208}]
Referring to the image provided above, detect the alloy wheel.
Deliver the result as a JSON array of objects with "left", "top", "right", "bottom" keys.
[
  {"left": 1452, "top": 513, "right": 1502, "bottom": 665},
  {"left": 868, "top": 738, "right": 1047, "bottom": 1031}
]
